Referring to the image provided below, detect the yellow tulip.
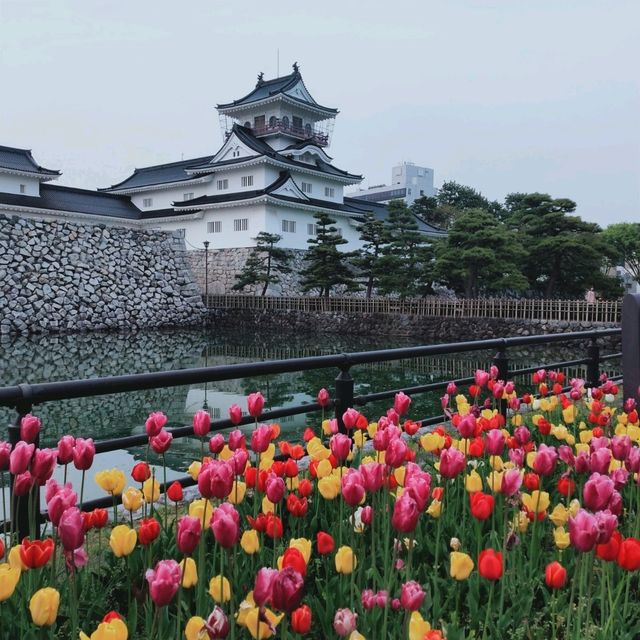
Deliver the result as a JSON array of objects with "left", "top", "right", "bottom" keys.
[
  {"left": 554, "top": 526, "right": 570, "bottom": 550},
  {"left": 209, "top": 575, "right": 231, "bottom": 603},
  {"left": 241, "top": 530, "right": 260, "bottom": 554},
  {"left": 189, "top": 498, "right": 213, "bottom": 522},
  {"left": 95, "top": 469, "right": 126, "bottom": 496},
  {"left": 262, "top": 496, "right": 275, "bottom": 514},
  {"left": 366, "top": 422, "right": 378, "bottom": 438},
  {"left": 569, "top": 499, "right": 581, "bottom": 517},
  {"left": 228, "top": 480, "right": 247, "bottom": 505},
  {"left": 549, "top": 504, "right": 569, "bottom": 527},
  {"left": 465, "top": 470, "right": 483, "bottom": 493},
  {"left": 316, "top": 459, "right": 333, "bottom": 479},
  {"left": 286, "top": 476, "right": 299, "bottom": 491},
  {"left": 562, "top": 405, "right": 577, "bottom": 424},
  {"left": 219, "top": 445, "right": 234, "bottom": 461},
  {"left": 409, "top": 611, "right": 432, "bottom": 640},
  {"left": 487, "top": 471, "right": 503, "bottom": 493},
  {"left": 579, "top": 430, "right": 593, "bottom": 444},
  {"left": 489, "top": 455, "right": 504, "bottom": 471},
  {"left": 450, "top": 552, "right": 474, "bottom": 580},
  {"left": 322, "top": 419, "right": 333, "bottom": 435},
  {"left": 306, "top": 438, "right": 331, "bottom": 461},
  {"left": 521, "top": 491, "right": 550, "bottom": 514},
  {"left": 335, "top": 545, "right": 357, "bottom": 574},
  {"left": 80, "top": 619, "right": 129, "bottom": 640},
  {"left": 511, "top": 414, "right": 523, "bottom": 427},
  {"left": 184, "top": 616, "right": 206, "bottom": 640},
  {"left": 29, "top": 587, "right": 60, "bottom": 626},
  {"left": 394, "top": 466, "right": 406, "bottom": 487},
  {"left": 187, "top": 461, "right": 202, "bottom": 480},
  {"left": 0, "top": 564, "right": 20, "bottom": 601},
  {"left": 236, "top": 591, "right": 257, "bottom": 627},
  {"left": 179, "top": 557, "right": 198, "bottom": 588},
  {"left": 121, "top": 487, "right": 143, "bottom": 512},
  {"left": 517, "top": 511, "right": 529, "bottom": 534},
  {"left": 8, "top": 545, "right": 26, "bottom": 571},
  {"left": 142, "top": 477, "right": 160, "bottom": 502},
  {"left": 245, "top": 606, "right": 283, "bottom": 639},
  {"left": 353, "top": 430, "right": 367, "bottom": 448},
  {"left": 109, "top": 525, "right": 137, "bottom": 557},
  {"left": 426, "top": 499, "right": 442, "bottom": 518},
  {"left": 420, "top": 432, "right": 445, "bottom": 453},
  {"left": 318, "top": 475, "right": 340, "bottom": 500},
  {"left": 349, "top": 632, "right": 366, "bottom": 640},
  {"left": 289, "top": 538, "right": 312, "bottom": 564}
]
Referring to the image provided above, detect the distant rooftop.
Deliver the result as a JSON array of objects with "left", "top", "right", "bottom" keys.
[{"left": 0, "top": 145, "right": 61, "bottom": 179}]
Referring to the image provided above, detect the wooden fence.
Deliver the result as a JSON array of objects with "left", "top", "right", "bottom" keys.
[{"left": 205, "top": 295, "right": 622, "bottom": 324}]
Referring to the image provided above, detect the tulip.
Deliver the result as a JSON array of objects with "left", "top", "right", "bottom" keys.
[
  {"left": 29, "top": 587, "right": 60, "bottom": 626},
  {"left": 450, "top": 552, "right": 474, "bottom": 580},
  {"left": 95, "top": 469, "right": 126, "bottom": 495},
  {"left": 589, "top": 448, "right": 612, "bottom": 474},
  {"left": 595, "top": 510, "right": 618, "bottom": 544},
  {"left": 521, "top": 491, "right": 550, "bottom": 515},
  {"left": 91, "top": 508, "right": 109, "bottom": 529},
  {"left": 240, "top": 529, "right": 260, "bottom": 554},
  {"left": 177, "top": 516, "right": 202, "bottom": 555},
  {"left": 485, "top": 429, "right": 505, "bottom": 456},
  {"left": 209, "top": 575, "right": 231, "bottom": 603},
  {"left": 201, "top": 606, "right": 230, "bottom": 638},
  {"left": 330, "top": 433, "right": 352, "bottom": 462},
  {"left": 342, "top": 408, "right": 360, "bottom": 429},
  {"left": 209, "top": 434, "right": 226, "bottom": 455},
  {"left": 193, "top": 410, "right": 211, "bottom": 437},
  {"left": 0, "top": 441, "right": 11, "bottom": 470},
  {"left": 109, "top": 525, "right": 137, "bottom": 557},
  {"left": 198, "top": 460, "right": 234, "bottom": 499},
  {"left": 341, "top": 469, "right": 365, "bottom": 507},
  {"left": 56, "top": 435, "right": 75, "bottom": 465},
  {"left": 72, "top": 438, "right": 95, "bottom": 471},
  {"left": 247, "top": 392, "right": 265, "bottom": 418},
  {"left": 265, "top": 473, "right": 286, "bottom": 504},
  {"left": 139, "top": 517, "right": 161, "bottom": 545},
  {"left": 58, "top": 507, "right": 85, "bottom": 552},
  {"left": 597, "top": 530, "right": 622, "bottom": 562},
  {"left": 0, "top": 563, "right": 20, "bottom": 601},
  {"left": 569, "top": 509, "right": 599, "bottom": 552},
  {"left": 439, "top": 448, "right": 466, "bottom": 479},
  {"left": 554, "top": 527, "right": 570, "bottom": 550},
  {"left": 291, "top": 604, "right": 312, "bottom": 634},
  {"left": 545, "top": 561, "right": 567, "bottom": 589},
  {"left": 470, "top": 492, "right": 495, "bottom": 520},
  {"left": 145, "top": 411, "right": 167, "bottom": 437},
  {"left": 9, "top": 441, "right": 34, "bottom": 475},
  {"left": 250, "top": 425, "right": 272, "bottom": 453},
  {"left": 146, "top": 559, "right": 181, "bottom": 607},
  {"left": 400, "top": 580, "right": 425, "bottom": 611},
  {"left": 394, "top": 392, "right": 412, "bottom": 416},
  {"left": 122, "top": 487, "right": 143, "bottom": 512},
  {"left": 46, "top": 482, "right": 77, "bottom": 527},
  {"left": 167, "top": 481, "right": 183, "bottom": 502},
  {"left": 617, "top": 537, "right": 640, "bottom": 571},
  {"left": 271, "top": 566, "right": 304, "bottom": 612},
  {"left": 185, "top": 616, "right": 207, "bottom": 640},
  {"left": 359, "top": 462, "right": 385, "bottom": 492},
  {"left": 131, "top": 461, "right": 151, "bottom": 483},
  {"left": 226, "top": 405, "right": 243, "bottom": 428},
  {"left": 20, "top": 538, "right": 55, "bottom": 569},
  {"left": 20, "top": 414, "right": 41, "bottom": 444},
  {"left": 317, "top": 531, "right": 335, "bottom": 555},
  {"left": 583, "top": 473, "right": 615, "bottom": 512},
  {"left": 335, "top": 545, "right": 357, "bottom": 574},
  {"left": 211, "top": 503, "right": 239, "bottom": 548},
  {"left": 254, "top": 567, "right": 278, "bottom": 606},
  {"left": 478, "top": 549, "right": 503, "bottom": 580},
  {"left": 228, "top": 430, "right": 245, "bottom": 452},
  {"left": 465, "top": 470, "right": 483, "bottom": 493},
  {"left": 316, "top": 387, "right": 331, "bottom": 408},
  {"left": 333, "top": 608, "right": 358, "bottom": 636},
  {"left": 392, "top": 492, "right": 420, "bottom": 533},
  {"left": 150, "top": 429, "right": 173, "bottom": 454}
]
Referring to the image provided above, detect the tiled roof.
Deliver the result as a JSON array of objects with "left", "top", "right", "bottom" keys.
[{"left": 0, "top": 145, "right": 60, "bottom": 177}]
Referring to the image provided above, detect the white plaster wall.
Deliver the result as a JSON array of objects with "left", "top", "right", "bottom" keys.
[
  {"left": 0, "top": 174, "right": 41, "bottom": 196},
  {"left": 130, "top": 181, "right": 212, "bottom": 210}
]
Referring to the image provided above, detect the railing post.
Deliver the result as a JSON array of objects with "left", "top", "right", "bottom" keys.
[
  {"left": 622, "top": 294, "right": 640, "bottom": 403},
  {"left": 492, "top": 340, "right": 509, "bottom": 420},
  {"left": 586, "top": 337, "right": 600, "bottom": 389},
  {"left": 8, "top": 384, "right": 39, "bottom": 541},
  {"left": 335, "top": 359, "right": 354, "bottom": 435}
]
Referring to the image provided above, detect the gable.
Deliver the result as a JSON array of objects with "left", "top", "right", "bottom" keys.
[
  {"left": 284, "top": 80, "right": 315, "bottom": 104},
  {"left": 269, "top": 176, "right": 309, "bottom": 200},
  {"left": 211, "top": 132, "right": 258, "bottom": 164}
]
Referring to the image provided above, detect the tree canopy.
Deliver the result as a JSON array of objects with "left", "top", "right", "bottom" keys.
[{"left": 602, "top": 222, "right": 640, "bottom": 282}]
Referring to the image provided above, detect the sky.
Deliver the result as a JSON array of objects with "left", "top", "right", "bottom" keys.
[{"left": 0, "top": 0, "right": 638, "bottom": 226}]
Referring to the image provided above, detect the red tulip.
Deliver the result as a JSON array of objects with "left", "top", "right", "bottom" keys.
[
  {"left": 291, "top": 604, "right": 312, "bottom": 634},
  {"left": 177, "top": 516, "right": 201, "bottom": 555},
  {"left": 150, "top": 429, "right": 173, "bottom": 454},
  {"left": 341, "top": 408, "right": 360, "bottom": 430},
  {"left": 31, "top": 448, "right": 57, "bottom": 485},
  {"left": 202, "top": 606, "right": 230, "bottom": 638},
  {"left": 400, "top": 580, "right": 425, "bottom": 611},
  {"left": 167, "top": 481, "right": 183, "bottom": 502},
  {"left": 20, "top": 414, "right": 41, "bottom": 444},
  {"left": 317, "top": 388, "right": 330, "bottom": 407},
  {"left": 284, "top": 458, "right": 298, "bottom": 478},
  {"left": 9, "top": 441, "right": 34, "bottom": 475},
  {"left": 58, "top": 507, "right": 85, "bottom": 551},
  {"left": 271, "top": 567, "right": 304, "bottom": 612},
  {"left": 198, "top": 460, "right": 234, "bottom": 499},
  {"left": 298, "top": 478, "right": 313, "bottom": 497},
  {"left": 211, "top": 503, "right": 239, "bottom": 548},
  {"left": 247, "top": 392, "right": 265, "bottom": 418},
  {"left": 470, "top": 492, "right": 495, "bottom": 521},
  {"left": 478, "top": 549, "right": 503, "bottom": 580},
  {"left": 282, "top": 547, "right": 307, "bottom": 577},
  {"left": 391, "top": 492, "right": 419, "bottom": 533},
  {"left": 145, "top": 559, "right": 181, "bottom": 607},
  {"left": 145, "top": 411, "right": 167, "bottom": 438},
  {"left": 597, "top": 530, "right": 623, "bottom": 562},
  {"left": 230, "top": 449, "right": 249, "bottom": 476},
  {"left": 317, "top": 531, "right": 335, "bottom": 555},
  {"left": 193, "top": 410, "right": 211, "bottom": 437},
  {"left": 131, "top": 462, "right": 151, "bottom": 483},
  {"left": 139, "top": 517, "right": 161, "bottom": 546},
  {"left": 617, "top": 537, "right": 640, "bottom": 571},
  {"left": 286, "top": 493, "right": 308, "bottom": 518},
  {"left": 264, "top": 513, "right": 283, "bottom": 539},
  {"left": 523, "top": 473, "right": 540, "bottom": 491},
  {"left": 545, "top": 561, "right": 567, "bottom": 589},
  {"left": 57, "top": 435, "right": 75, "bottom": 465},
  {"left": 92, "top": 508, "right": 109, "bottom": 529},
  {"left": 72, "top": 438, "right": 95, "bottom": 471},
  {"left": 557, "top": 476, "right": 576, "bottom": 497},
  {"left": 20, "top": 537, "right": 55, "bottom": 568}
]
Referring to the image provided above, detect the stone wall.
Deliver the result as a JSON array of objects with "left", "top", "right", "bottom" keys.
[{"left": 0, "top": 214, "right": 206, "bottom": 335}]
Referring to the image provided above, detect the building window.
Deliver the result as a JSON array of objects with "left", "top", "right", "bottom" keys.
[
  {"left": 241, "top": 175, "right": 253, "bottom": 187},
  {"left": 282, "top": 116, "right": 289, "bottom": 129},
  {"left": 143, "top": 197, "right": 153, "bottom": 207},
  {"left": 217, "top": 179, "right": 228, "bottom": 190},
  {"left": 184, "top": 192, "right": 194, "bottom": 200},
  {"left": 207, "top": 221, "right": 221, "bottom": 233},
  {"left": 336, "top": 227, "right": 343, "bottom": 237},
  {"left": 19, "top": 184, "right": 26, "bottom": 194},
  {"left": 175, "top": 228, "right": 186, "bottom": 238},
  {"left": 269, "top": 116, "right": 277, "bottom": 128},
  {"left": 301, "top": 182, "right": 312, "bottom": 194},
  {"left": 324, "top": 187, "right": 335, "bottom": 198},
  {"left": 234, "top": 218, "right": 248, "bottom": 232},
  {"left": 282, "top": 220, "right": 296, "bottom": 233},
  {"left": 307, "top": 223, "right": 317, "bottom": 235}
]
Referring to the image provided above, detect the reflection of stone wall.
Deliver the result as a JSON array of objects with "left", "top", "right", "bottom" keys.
[{"left": 0, "top": 214, "right": 206, "bottom": 335}]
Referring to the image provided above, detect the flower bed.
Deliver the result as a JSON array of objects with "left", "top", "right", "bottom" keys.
[{"left": 1, "top": 372, "right": 639, "bottom": 639}]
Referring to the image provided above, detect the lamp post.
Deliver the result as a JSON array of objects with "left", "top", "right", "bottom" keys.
[{"left": 203, "top": 241, "right": 210, "bottom": 302}]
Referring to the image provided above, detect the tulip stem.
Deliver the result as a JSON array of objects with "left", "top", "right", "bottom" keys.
[
  {"left": 79, "top": 470, "right": 85, "bottom": 511},
  {"left": 1, "top": 472, "right": 7, "bottom": 551},
  {"left": 150, "top": 605, "right": 160, "bottom": 640},
  {"left": 175, "top": 555, "right": 187, "bottom": 640},
  {"left": 622, "top": 568, "right": 631, "bottom": 622},
  {"left": 162, "top": 454, "right": 168, "bottom": 532},
  {"left": 565, "top": 553, "right": 581, "bottom": 634},
  {"left": 481, "top": 582, "right": 494, "bottom": 640}
]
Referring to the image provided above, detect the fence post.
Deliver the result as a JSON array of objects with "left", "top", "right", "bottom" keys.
[
  {"left": 334, "top": 359, "right": 354, "bottom": 435},
  {"left": 622, "top": 294, "right": 640, "bottom": 403},
  {"left": 8, "top": 384, "right": 38, "bottom": 541},
  {"left": 586, "top": 337, "right": 600, "bottom": 389},
  {"left": 492, "top": 340, "right": 509, "bottom": 420}
]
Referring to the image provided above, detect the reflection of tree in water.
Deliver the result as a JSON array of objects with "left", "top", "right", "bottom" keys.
[{"left": 240, "top": 375, "right": 295, "bottom": 409}]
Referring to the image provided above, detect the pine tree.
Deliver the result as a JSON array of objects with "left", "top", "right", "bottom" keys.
[
  {"left": 354, "top": 211, "right": 387, "bottom": 298},
  {"left": 232, "top": 232, "right": 291, "bottom": 296},
  {"left": 300, "top": 212, "right": 358, "bottom": 298}
]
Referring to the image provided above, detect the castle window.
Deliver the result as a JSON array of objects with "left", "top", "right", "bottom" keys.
[
  {"left": 241, "top": 175, "right": 254, "bottom": 187},
  {"left": 282, "top": 220, "right": 296, "bottom": 233},
  {"left": 324, "top": 187, "right": 335, "bottom": 198},
  {"left": 307, "top": 223, "right": 317, "bottom": 235},
  {"left": 305, "top": 124, "right": 312, "bottom": 137},
  {"left": 207, "top": 221, "right": 221, "bottom": 233},
  {"left": 292, "top": 116, "right": 302, "bottom": 131},
  {"left": 301, "top": 182, "right": 312, "bottom": 194},
  {"left": 217, "top": 179, "right": 229, "bottom": 190},
  {"left": 336, "top": 227, "right": 343, "bottom": 236},
  {"left": 184, "top": 192, "right": 194, "bottom": 200},
  {"left": 269, "top": 116, "right": 277, "bottom": 128},
  {"left": 143, "top": 198, "right": 153, "bottom": 207},
  {"left": 19, "top": 184, "right": 26, "bottom": 194},
  {"left": 282, "top": 116, "right": 289, "bottom": 129},
  {"left": 234, "top": 218, "right": 248, "bottom": 232}
]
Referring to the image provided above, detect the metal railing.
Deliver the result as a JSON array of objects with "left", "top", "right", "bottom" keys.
[
  {"left": 0, "top": 327, "right": 622, "bottom": 538},
  {"left": 204, "top": 294, "right": 622, "bottom": 324}
]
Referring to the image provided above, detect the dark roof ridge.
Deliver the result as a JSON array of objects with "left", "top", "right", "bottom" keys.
[
  {"left": 43, "top": 183, "right": 133, "bottom": 201},
  {"left": 131, "top": 155, "right": 214, "bottom": 173}
]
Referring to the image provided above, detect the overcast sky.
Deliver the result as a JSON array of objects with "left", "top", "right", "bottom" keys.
[{"left": 1, "top": 0, "right": 638, "bottom": 226}]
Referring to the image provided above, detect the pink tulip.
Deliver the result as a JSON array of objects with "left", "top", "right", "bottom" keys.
[
  {"left": 457, "top": 415, "right": 476, "bottom": 439},
  {"left": 271, "top": 567, "right": 305, "bottom": 612},
  {"left": 558, "top": 445, "right": 575, "bottom": 468},
  {"left": 400, "top": 580, "right": 425, "bottom": 611},
  {"left": 57, "top": 435, "right": 75, "bottom": 465},
  {"left": 203, "top": 606, "right": 230, "bottom": 639},
  {"left": 608, "top": 490, "right": 623, "bottom": 516},
  {"left": 514, "top": 427, "right": 531, "bottom": 445},
  {"left": 611, "top": 467, "right": 629, "bottom": 491},
  {"left": 489, "top": 365, "right": 499, "bottom": 379},
  {"left": 361, "top": 505, "right": 373, "bottom": 525},
  {"left": 254, "top": 567, "right": 278, "bottom": 606},
  {"left": 20, "top": 414, "right": 41, "bottom": 444},
  {"left": 439, "top": 448, "right": 466, "bottom": 479},
  {"left": 211, "top": 502, "right": 239, "bottom": 548},
  {"left": 385, "top": 437, "right": 408, "bottom": 468},
  {"left": 508, "top": 447, "right": 525, "bottom": 468},
  {"left": 333, "top": 609, "right": 358, "bottom": 637},
  {"left": 69, "top": 547, "right": 89, "bottom": 569},
  {"left": 177, "top": 516, "right": 202, "bottom": 555},
  {"left": 485, "top": 429, "right": 505, "bottom": 456},
  {"left": 386, "top": 409, "right": 399, "bottom": 426},
  {"left": 0, "top": 441, "right": 11, "bottom": 471},
  {"left": 533, "top": 444, "right": 558, "bottom": 477},
  {"left": 504, "top": 381, "right": 515, "bottom": 394},
  {"left": 405, "top": 476, "right": 431, "bottom": 511},
  {"left": 228, "top": 429, "right": 245, "bottom": 451},
  {"left": 595, "top": 510, "right": 618, "bottom": 544},
  {"left": 209, "top": 434, "right": 225, "bottom": 454},
  {"left": 146, "top": 559, "right": 182, "bottom": 607},
  {"left": 330, "top": 434, "right": 351, "bottom": 462},
  {"left": 341, "top": 469, "right": 365, "bottom": 507},
  {"left": 575, "top": 451, "right": 591, "bottom": 474},
  {"left": 327, "top": 419, "right": 339, "bottom": 434},
  {"left": 474, "top": 369, "right": 490, "bottom": 387},
  {"left": 589, "top": 448, "right": 612, "bottom": 474},
  {"left": 375, "top": 591, "right": 389, "bottom": 608},
  {"left": 265, "top": 474, "right": 286, "bottom": 504},
  {"left": 626, "top": 448, "right": 640, "bottom": 473},
  {"left": 342, "top": 408, "right": 360, "bottom": 430},
  {"left": 250, "top": 425, "right": 272, "bottom": 453},
  {"left": 198, "top": 460, "right": 234, "bottom": 499},
  {"left": 193, "top": 410, "right": 211, "bottom": 437},
  {"left": 440, "top": 394, "right": 449, "bottom": 410},
  {"left": 492, "top": 383, "right": 505, "bottom": 399},
  {"left": 13, "top": 470, "right": 34, "bottom": 496},
  {"left": 317, "top": 388, "right": 330, "bottom": 407},
  {"left": 501, "top": 469, "right": 523, "bottom": 497},
  {"left": 611, "top": 435, "right": 631, "bottom": 462},
  {"left": 228, "top": 404, "right": 243, "bottom": 426},
  {"left": 58, "top": 507, "right": 85, "bottom": 551},
  {"left": 145, "top": 411, "right": 167, "bottom": 438},
  {"left": 569, "top": 509, "right": 599, "bottom": 552},
  {"left": 391, "top": 491, "right": 419, "bottom": 533},
  {"left": 230, "top": 449, "right": 248, "bottom": 476},
  {"left": 45, "top": 478, "right": 61, "bottom": 503},
  {"left": 72, "top": 438, "right": 95, "bottom": 471},
  {"left": 247, "top": 392, "right": 265, "bottom": 418},
  {"left": 446, "top": 382, "right": 457, "bottom": 396},
  {"left": 9, "top": 441, "right": 34, "bottom": 475},
  {"left": 31, "top": 448, "right": 57, "bottom": 485},
  {"left": 583, "top": 473, "right": 615, "bottom": 512},
  {"left": 359, "top": 462, "right": 385, "bottom": 492},
  {"left": 361, "top": 589, "right": 376, "bottom": 609},
  {"left": 150, "top": 429, "right": 173, "bottom": 454},
  {"left": 47, "top": 482, "right": 77, "bottom": 527}
]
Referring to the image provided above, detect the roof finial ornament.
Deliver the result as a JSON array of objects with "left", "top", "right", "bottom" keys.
[
  {"left": 257, "top": 71, "right": 264, "bottom": 86},
  {"left": 292, "top": 61, "right": 299, "bottom": 73}
]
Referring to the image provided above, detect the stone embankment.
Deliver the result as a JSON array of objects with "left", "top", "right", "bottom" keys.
[{"left": 0, "top": 214, "right": 206, "bottom": 335}]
